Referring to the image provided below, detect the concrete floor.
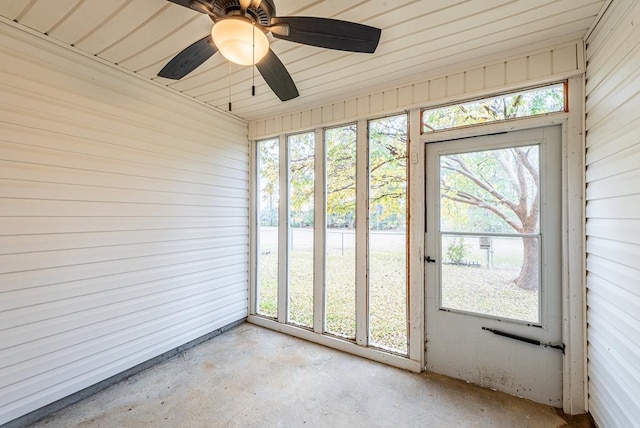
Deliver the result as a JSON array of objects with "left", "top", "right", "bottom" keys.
[{"left": 28, "top": 323, "right": 591, "bottom": 428}]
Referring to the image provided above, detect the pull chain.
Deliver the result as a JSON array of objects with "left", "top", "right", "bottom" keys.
[
  {"left": 228, "top": 61, "right": 232, "bottom": 111},
  {"left": 252, "top": 22, "right": 256, "bottom": 97}
]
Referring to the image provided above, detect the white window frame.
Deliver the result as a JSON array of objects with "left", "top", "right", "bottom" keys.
[{"left": 250, "top": 118, "right": 421, "bottom": 372}]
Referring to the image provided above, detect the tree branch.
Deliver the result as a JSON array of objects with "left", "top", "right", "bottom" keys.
[
  {"left": 443, "top": 155, "right": 518, "bottom": 212},
  {"left": 443, "top": 190, "right": 523, "bottom": 231}
]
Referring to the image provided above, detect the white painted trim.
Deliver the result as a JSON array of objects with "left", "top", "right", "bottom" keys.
[
  {"left": 277, "top": 134, "right": 288, "bottom": 324},
  {"left": 562, "top": 75, "right": 587, "bottom": 414},
  {"left": 249, "top": 141, "right": 258, "bottom": 315},
  {"left": 580, "top": 72, "right": 588, "bottom": 414},
  {"left": 248, "top": 316, "right": 421, "bottom": 373},
  {"left": 313, "top": 128, "right": 326, "bottom": 334},
  {"left": 421, "top": 114, "right": 569, "bottom": 144},
  {"left": 584, "top": 0, "right": 614, "bottom": 41},
  {"left": 408, "top": 108, "right": 426, "bottom": 367},
  {"left": 355, "top": 120, "right": 370, "bottom": 346}
]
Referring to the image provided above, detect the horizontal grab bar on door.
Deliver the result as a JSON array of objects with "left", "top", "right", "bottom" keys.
[{"left": 482, "top": 327, "right": 565, "bottom": 354}]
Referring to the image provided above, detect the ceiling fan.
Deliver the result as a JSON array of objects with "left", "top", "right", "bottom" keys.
[{"left": 159, "top": 0, "right": 382, "bottom": 102}]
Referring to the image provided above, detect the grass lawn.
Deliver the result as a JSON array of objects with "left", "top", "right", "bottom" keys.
[
  {"left": 257, "top": 234, "right": 538, "bottom": 355},
  {"left": 257, "top": 249, "right": 408, "bottom": 353}
]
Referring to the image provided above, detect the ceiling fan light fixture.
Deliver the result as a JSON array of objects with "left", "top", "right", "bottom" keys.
[{"left": 212, "top": 17, "right": 269, "bottom": 66}]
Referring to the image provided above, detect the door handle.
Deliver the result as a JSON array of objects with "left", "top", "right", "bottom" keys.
[{"left": 425, "top": 256, "right": 436, "bottom": 263}]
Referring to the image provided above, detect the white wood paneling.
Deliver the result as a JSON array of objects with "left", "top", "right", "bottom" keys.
[
  {"left": 0, "top": 21, "right": 248, "bottom": 426},
  {"left": 585, "top": 0, "right": 640, "bottom": 426},
  {"left": 0, "top": 1, "right": 604, "bottom": 122},
  {"left": 249, "top": 41, "right": 584, "bottom": 138}
]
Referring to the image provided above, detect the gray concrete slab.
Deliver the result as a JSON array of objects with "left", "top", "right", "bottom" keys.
[{"left": 27, "top": 323, "right": 588, "bottom": 427}]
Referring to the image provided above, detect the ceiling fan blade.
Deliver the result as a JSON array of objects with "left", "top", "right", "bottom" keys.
[
  {"left": 256, "top": 48, "right": 299, "bottom": 102},
  {"left": 269, "top": 17, "right": 381, "bottom": 53},
  {"left": 166, "top": 0, "right": 212, "bottom": 15},
  {"left": 158, "top": 35, "right": 218, "bottom": 80}
]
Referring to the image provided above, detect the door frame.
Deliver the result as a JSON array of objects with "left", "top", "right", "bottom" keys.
[{"left": 409, "top": 74, "right": 586, "bottom": 415}]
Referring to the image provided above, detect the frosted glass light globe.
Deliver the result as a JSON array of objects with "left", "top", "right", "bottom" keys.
[{"left": 212, "top": 17, "right": 269, "bottom": 66}]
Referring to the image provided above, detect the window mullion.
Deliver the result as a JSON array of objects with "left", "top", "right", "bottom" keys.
[
  {"left": 249, "top": 140, "right": 258, "bottom": 315},
  {"left": 313, "top": 128, "right": 326, "bottom": 333},
  {"left": 408, "top": 107, "right": 425, "bottom": 364},
  {"left": 355, "top": 119, "right": 369, "bottom": 346},
  {"left": 277, "top": 134, "right": 288, "bottom": 324}
]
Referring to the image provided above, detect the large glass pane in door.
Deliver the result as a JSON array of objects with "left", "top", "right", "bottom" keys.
[
  {"left": 288, "top": 132, "right": 315, "bottom": 328},
  {"left": 439, "top": 145, "right": 541, "bottom": 323}
]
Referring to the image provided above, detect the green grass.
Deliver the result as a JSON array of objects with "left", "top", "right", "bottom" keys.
[
  {"left": 257, "top": 249, "right": 408, "bottom": 353},
  {"left": 257, "top": 248, "right": 537, "bottom": 354},
  {"left": 441, "top": 264, "right": 539, "bottom": 323}
]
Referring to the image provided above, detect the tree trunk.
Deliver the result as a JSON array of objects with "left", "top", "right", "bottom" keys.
[{"left": 515, "top": 237, "right": 538, "bottom": 291}]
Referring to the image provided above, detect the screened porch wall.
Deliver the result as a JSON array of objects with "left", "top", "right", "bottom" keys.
[
  {"left": 0, "top": 22, "right": 249, "bottom": 425},
  {"left": 248, "top": 40, "right": 584, "bottom": 139}
]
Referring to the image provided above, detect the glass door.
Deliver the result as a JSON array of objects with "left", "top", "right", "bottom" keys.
[{"left": 425, "top": 126, "right": 563, "bottom": 405}]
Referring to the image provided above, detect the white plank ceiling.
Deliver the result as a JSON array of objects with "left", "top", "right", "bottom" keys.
[{"left": 0, "top": 0, "right": 606, "bottom": 122}]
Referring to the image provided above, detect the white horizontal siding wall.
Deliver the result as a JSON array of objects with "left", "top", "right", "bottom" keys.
[
  {"left": 585, "top": 0, "right": 640, "bottom": 426},
  {"left": 0, "top": 22, "right": 249, "bottom": 425},
  {"left": 249, "top": 41, "right": 584, "bottom": 138}
]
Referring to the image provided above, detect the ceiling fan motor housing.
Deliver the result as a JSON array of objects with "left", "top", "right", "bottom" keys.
[{"left": 211, "top": 0, "right": 275, "bottom": 25}]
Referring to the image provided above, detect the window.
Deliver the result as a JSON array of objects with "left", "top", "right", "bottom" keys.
[
  {"left": 253, "top": 115, "right": 409, "bottom": 356},
  {"left": 325, "top": 125, "right": 357, "bottom": 339},
  {"left": 368, "top": 115, "right": 408, "bottom": 353},
  {"left": 439, "top": 145, "right": 541, "bottom": 323},
  {"left": 287, "top": 132, "right": 315, "bottom": 327},
  {"left": 256, "top": 138, "right": 279, "bottom": 318},
  {"left": 422, "top": 83, "right": 566, "bottom": 133}
]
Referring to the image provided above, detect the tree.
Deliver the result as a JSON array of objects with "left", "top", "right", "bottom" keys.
[
  {"left": 326, "top": 125, "right": 357, "bottom": 228},
  {"left": 288, "top": 133, "right": 315, "bottom": 227},
  {"left": 259, "top": 117, "right": 409, "bottom": 232},
  {"left": 258, "top": 139, "right": 279, "bottom": 227},
  {"left": 423, "top": 85, "right": 564, "bottom": 132},
  {"left": 430, "top": 88, "right": 563, "bottom": 291},
  {"left": 441, "top": 146, "right": 540, "bottom": 290},
  {"left": 368, "top": 115, "right": 408, "bottom": 230}
]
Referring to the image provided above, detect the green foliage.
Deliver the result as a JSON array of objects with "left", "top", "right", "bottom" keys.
[
  {"left": 326, "top": 125, "right": 357, "bottom": 228},
  {"left": 289, "top": 132, "right": 315, "bottom": 227},
  {"left": 258, "top": 115, "right": 408, "bottom": 231},
  {"left": 423, "top": 84, "right": 564, "bottom": 133},
  {"left": 258, "top": 139, "right": 279, "bottom": 227},
  {"left": 446, "top": 237, "right": 467, "bottom": 264},
  {"left": 369, "top": 114, "right": 408, "bottom": 230},
  {"left": 440, "top": 145, "right": 540, "bottom": 234}
]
